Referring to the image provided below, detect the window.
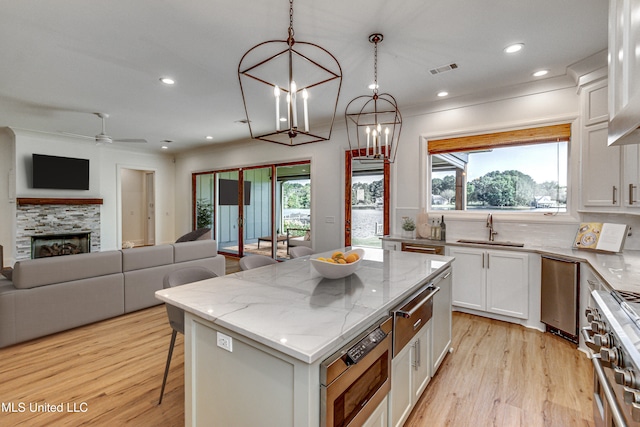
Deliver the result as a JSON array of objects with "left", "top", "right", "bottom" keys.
[{"left": 428, "top": 124, "right": 569, "bottom": 213}]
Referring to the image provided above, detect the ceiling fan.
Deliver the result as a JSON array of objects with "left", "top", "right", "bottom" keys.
[{"left": 63, "top": 113, "right": 147, "bottom": 144}]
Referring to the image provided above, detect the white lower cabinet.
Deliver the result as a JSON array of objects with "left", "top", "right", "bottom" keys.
[
  {"left": 362, "top": 395, "right": 389, "bottom": 427},
  {"left": 431, "top": 269, "right": 452, "bottom": 374},
  {"left": 389, "top": 320, "right": 431, "bottom": 427},
  {"left": 449, "top": 246, "right": 529, "bottom": 319}
]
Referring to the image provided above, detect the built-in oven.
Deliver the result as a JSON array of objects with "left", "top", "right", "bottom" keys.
[{"left": 320, "top": 316, "right": 393, "bottom": 427}]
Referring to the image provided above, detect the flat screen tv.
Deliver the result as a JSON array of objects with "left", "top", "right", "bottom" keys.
[
  {"left": 218, "top": 179, "right": 251, "bottom": 206},
  {"left": 32, "top": 154, "right": 90, "bottom": 190}
]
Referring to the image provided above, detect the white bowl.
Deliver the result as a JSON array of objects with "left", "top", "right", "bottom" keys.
[{"left": 310, "top": 248, "right": 365, "bottom": 279}]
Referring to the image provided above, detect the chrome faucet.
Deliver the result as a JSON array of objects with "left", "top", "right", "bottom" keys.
[{"left": 487, "top": 213, "right": 498, "bottom": 241}]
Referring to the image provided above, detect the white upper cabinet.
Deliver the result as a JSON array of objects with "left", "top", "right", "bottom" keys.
[
  {"left": 581, "top": 121, "right": 622, "bottom": 207},
  {"left": 608, "top": 0, "right": 640, "bottom": 146}
]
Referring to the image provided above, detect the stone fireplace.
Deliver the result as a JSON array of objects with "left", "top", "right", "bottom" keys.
[
  {"left": 15, "top": 198, "right": 102, "bottom": 261},
  {"left": 31, "top": 232, "right": 91, "bottom": 259}
]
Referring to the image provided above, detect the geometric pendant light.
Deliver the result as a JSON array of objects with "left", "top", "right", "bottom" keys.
[
  {"left": 345, "top": 33, "right": 402, "bottom": 162},
  {"left": 238, "top": 0, "right": 342, "bottom": 147}
]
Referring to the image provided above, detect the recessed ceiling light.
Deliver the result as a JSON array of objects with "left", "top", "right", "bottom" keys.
[
  {"left": 504, "top": 43, "right": 524, "bottom": 54},
  {"left": 279, "top": 117, "right": 287, "bottom": 122},
  {"left": 160, "top": 77, "right": 175, "bottom": 85},
  {"left": 161, "top": 146, "right": 168, "bottom": 150},
  {"left": 533, "top": 69, "right": 549, "bottom": 77},
  {"left": 437, "top": 91, "right": 449, "bottom": 97},
  {"left": 205, "top": 135, "right": 213, "bottom": 140},
  {"left": 368, "top": 83, "right": 379, "bottom": 90}
]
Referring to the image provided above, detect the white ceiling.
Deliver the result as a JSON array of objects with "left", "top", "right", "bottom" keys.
[{"left": 0, "top": 0, "right": 608, "bottom": 153}]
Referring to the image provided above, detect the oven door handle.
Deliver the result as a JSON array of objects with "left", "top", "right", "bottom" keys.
[
  {"left": 591, "top": 353, "right": 628, "bottom": 427},
  {"left": 396, "top": 286, "right": 440, "bottom": 319}
]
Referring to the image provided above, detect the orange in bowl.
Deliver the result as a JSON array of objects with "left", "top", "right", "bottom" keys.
[{"left": 310, "top": 248, "right": 365, "bottom": 279}]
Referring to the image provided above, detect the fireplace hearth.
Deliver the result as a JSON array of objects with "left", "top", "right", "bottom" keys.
[{"left": 31, "top": 233, "right": 91, "bottom": 259}]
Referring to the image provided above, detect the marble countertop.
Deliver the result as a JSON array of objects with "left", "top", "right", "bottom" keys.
[{"left": 156, "top": 248, "right": 453, "bottom": 364}]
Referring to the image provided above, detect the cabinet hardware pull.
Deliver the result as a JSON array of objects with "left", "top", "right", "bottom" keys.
[
  {"left": 487, "top": 253, "right": 490, "bottom": 269},
  {"left": 630, "top": 184, "right": 637, "bottom": 205},
  {"left": 482, "top": 253, "right": 485, "bottom": 269},
  {"left": 396, "top": 286, "right": 440, "bottom": 318},
  {"left": 613, "top": 185, "right": 618, "bottom": 205},
  {"left": 413, "top": 319, "right": 422, "bottom": 330},
  {"left": 415, "top": 338, "right": 421, "bottom": 370}
]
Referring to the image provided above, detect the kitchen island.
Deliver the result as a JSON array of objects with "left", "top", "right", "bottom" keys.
[{"left": 156, "top": 248, "right": 453, "bottom": 427}]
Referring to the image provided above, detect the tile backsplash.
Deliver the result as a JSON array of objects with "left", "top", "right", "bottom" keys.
[{"left": 423, "top": 213, "right": 639, "bottom": 251}]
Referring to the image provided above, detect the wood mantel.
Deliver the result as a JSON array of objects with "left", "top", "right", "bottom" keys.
[{"left": 17, "top": 198, "right": 103, "bottom": 205}]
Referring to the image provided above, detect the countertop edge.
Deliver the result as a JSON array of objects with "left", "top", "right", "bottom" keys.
[{"left": 156, "top": 256, "right": 455, "bottom": 364}]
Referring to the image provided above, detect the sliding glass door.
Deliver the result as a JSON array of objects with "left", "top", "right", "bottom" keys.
[
  {"left": 242, "top": 167, "right": 274, "bottom": 257},
  {"left": 193, "top": 161, "right": 310, "bottom": 259}
]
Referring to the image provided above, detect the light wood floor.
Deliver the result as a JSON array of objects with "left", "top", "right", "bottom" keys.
[
  {"left": 0, "top": 260, "right": 593, "bottom": 426},
  {"left": 405, "top": 313, "right": 594, "bottom": 427}
]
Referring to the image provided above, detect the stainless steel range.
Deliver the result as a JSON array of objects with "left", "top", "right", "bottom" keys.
[{"left": 583, "top": 289, "right": 640, "bottom": 426}]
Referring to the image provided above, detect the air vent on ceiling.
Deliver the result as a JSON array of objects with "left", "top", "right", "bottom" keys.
[{"left": 429, "top": 63, "right": 458, "bottom": 75}]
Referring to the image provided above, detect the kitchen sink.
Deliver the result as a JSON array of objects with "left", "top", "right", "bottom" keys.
[{"left": 457, "top": 239, "right": 525, "bottom": 247}]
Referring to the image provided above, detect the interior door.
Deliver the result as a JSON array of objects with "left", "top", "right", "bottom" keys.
[
  {"left": 345, "top": 150, "right": 390, "bottom": 247},
  {"left": 145, "top": 172, "right": 155, "bottom": 245}
]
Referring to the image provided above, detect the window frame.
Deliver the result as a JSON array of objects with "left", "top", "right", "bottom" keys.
[{"left": 420, "top": 121, "right": 576, "bottom": 220}]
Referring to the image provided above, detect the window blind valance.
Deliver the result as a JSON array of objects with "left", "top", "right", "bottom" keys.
[{"left": 427, "top": 123, "right": 571, "bottom": 155}]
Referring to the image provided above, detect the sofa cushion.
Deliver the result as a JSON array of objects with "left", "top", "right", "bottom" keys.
[
  {"left": 122, "top": 245, "right": 174, "bottom": 272},
  {"left": 14, "top": 275, "right": 124, "bottom": 343},
  {"left": 12, "top": 251, "right": 123, "bottom": 289},
  {"left": 173, "top": 240, "right": 218, "bottom": 263},
  {"left": 124, "top": 264, "right": 176, "bottom": 312}
]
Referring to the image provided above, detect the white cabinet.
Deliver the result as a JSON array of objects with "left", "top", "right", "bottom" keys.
[
  {"left": 608, "top": 0, "right": 640, "bottom": 146},
  {"left": 580, "top": 122, "right": 640, "bottom": 209},
  {"left": 389, "top": 321, "right": 431, "bottom": 427},
  {"left": 362, "top": 395, "right": 388, "bottom": 427},
  {"left": 431, "top": 268, "right": 452, "bottom": 374},
  {"left": 382, "top": 240, "right": 400, "bottom": 251},
  {"left": 449, "top": 247, "right": 529, "bottom": 319},
  {"left": 581, "top": 121, "right": 622, "bottom": 207},
  {"left": 624, "top": 144, "right": 640, "bottom": 207}
]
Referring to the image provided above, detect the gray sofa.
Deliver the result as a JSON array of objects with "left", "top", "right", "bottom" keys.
[{"left": 0, "top": 240, "right": 225, "bottom": 348}]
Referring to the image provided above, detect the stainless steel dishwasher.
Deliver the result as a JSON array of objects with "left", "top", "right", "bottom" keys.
[{"left": 540, "top": 255, "right": 580, "bottom": 343}]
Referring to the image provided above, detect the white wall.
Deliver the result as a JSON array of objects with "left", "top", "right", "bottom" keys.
[
  {"left": 175, "top": 86, "right": 583, "bottom": 251},
  {"left": 5, "top": 129, "right": 175, "bottom": 258},
  {"left": 98, "top": 147, "right": 175, "bottom": 250}
]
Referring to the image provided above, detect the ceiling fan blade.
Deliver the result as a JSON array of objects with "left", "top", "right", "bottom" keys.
[
  {"left": 57, "top": 131, "right": 95, "bottom": 140},
  {"left": 113, "top": 138, "right": 148, "bottom": 143}
]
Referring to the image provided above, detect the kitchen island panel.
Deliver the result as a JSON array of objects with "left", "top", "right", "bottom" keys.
[{"left": 186, "top": 314, "right": 319, "bottom": 427}]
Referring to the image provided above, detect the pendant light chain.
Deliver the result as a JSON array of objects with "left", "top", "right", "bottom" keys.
[
  {"left": 288, "top": 0, "right": 295, "bottom": 43},
  {"left": 373, "top": 39, "right": 378, "bottom": 95}
]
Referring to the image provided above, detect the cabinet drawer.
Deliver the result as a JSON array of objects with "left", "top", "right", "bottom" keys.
[
  {"left": 393, "top": 286, "right": 436, "bottom": 356},
  {"left": 401, "top": 242, "right": 444, "bottom": 255}
]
